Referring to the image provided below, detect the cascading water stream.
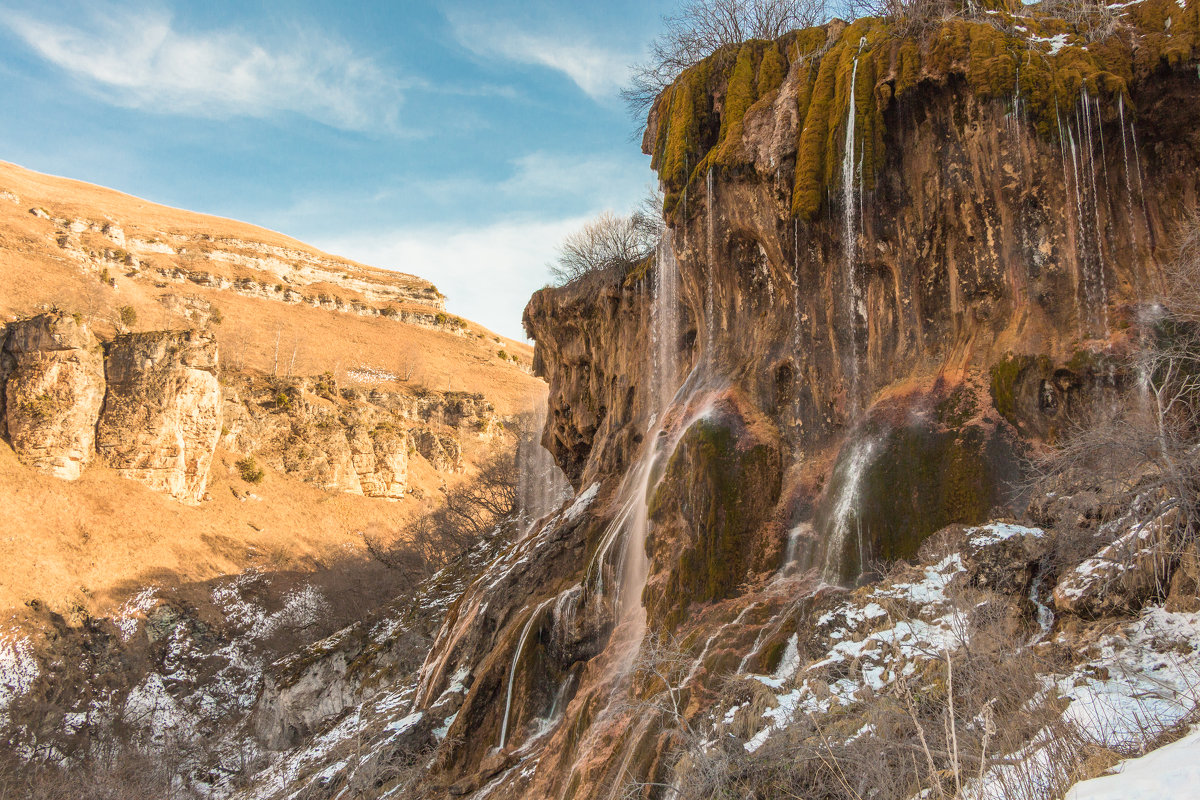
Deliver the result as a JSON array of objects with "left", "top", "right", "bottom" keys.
[
  {"left": 821, "top": 436, "right": 877, "bottom": 582},
  {"left": 516, "top": 411, "right": 572, "bottom": 539},
  {"left": 654, "top": 229, "right": 680, "bottom": 412},
  {"left": 792, "top": 218, "right": 804, "bottom": 426},
  {"left": 1078, "top": 89, "right": 1110, "bottom": 335},
  {"left": 499, "top": 598, "right": 553, "bottom": 748},
  {"left": 842, "top": 37, "right": 866, "bottom": 408},
  {"left": 706, "top": 167, "right": 717, "bottom": 370},
  {"left": 1118, "top": 95, "right": 1139, "bottom": 246},
  {"left": 1128, "top": 110, "right": 1153, "bottom": 243},
  {"left": 1027, "top": 563, "right": 1055, "bottom": 645}
]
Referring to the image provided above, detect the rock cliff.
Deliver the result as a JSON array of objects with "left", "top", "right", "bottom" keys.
[
  {"left": 0, "top": 313, "right": 499, "bottom": 504},
  {"left": 396, "top": 5, "right": 1200, "bottom": 798},
  {"left": 97, "top": 330, "right": 222, "bottom": 503},
  {"left": 0, "top": 313, "right": 105, "bottom": 480}
]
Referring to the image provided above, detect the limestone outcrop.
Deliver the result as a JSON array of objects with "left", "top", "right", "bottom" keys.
[
  {"left": 96, "top": 330, "right": 222, "bottom": 504},
  {"left": 0, "top": 316, "right": 485, "bottom": 503},
  {"left": 417, "top": 11, "right": 1200, "bottom": 798},
  {"left": 0, "top": 313, "right": 105, "bottom": 480}
]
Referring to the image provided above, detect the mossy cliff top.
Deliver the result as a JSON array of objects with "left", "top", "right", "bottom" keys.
[{"left": 645, "top": 0, "right": 1200, "bottom": 221}]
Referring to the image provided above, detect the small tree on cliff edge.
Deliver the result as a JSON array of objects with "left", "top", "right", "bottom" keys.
[
  {"left": 549, "top": 210, "right": 658, "bottom": 286},
  {"left": 623, "top": 0, "right": 829, "bottom": 116}
]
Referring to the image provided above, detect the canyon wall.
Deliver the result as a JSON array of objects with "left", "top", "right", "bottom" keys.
[
  {"left": 395, "top": 7, "right": 1200, "bottom": 799},
  {"left": 0, "top": 313, "right": 496, "bottom": 503}
]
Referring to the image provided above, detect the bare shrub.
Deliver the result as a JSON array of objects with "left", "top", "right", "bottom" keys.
[
  {"left": 549, "top": 211, "right": 658, "bottom": 287},
  {"left": 845, "top": 0, "right": 973, "bottom": 35},
  {"left": 641, "top": 589, "right": 1105, "bottom": 800},
  {"left": 623, "top": 0, "right": 829, "bottom": 116},
  {"left": 1037, "top": 0, "right": 1123, "bottom": 42},
  {"left": 366, "top": 417, "right": 545, "bottom": 576}
]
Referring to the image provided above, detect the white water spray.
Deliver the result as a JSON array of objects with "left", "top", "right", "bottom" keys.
[
  {"left": 706, "top": 166, "right": 717, "bottom": 369},
  {"left": 654, "top": 229, "right": 681, "bottom": 412},
  {"left": 821, "top": 435, "right": 877, "bottom": 582}
]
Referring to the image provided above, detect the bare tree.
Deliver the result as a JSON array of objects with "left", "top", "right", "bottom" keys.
[
  {"left": 549, "top": 211, "right": 658, "bottom": 287},
  {"left": 624, "top": 0, "right": 829, "bottom": 116}
]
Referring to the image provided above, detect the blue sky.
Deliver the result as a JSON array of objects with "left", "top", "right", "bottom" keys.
[{"left": 0, "top": 0, "right": 674, "bottom": 338}]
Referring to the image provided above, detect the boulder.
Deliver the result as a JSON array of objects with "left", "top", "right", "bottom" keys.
[
  {"left": 96, "top": 329, "right": 221, "bottom": 503},
  {"left": 1053, "top": 508, "right": 1181, "bottom": 617},
  {"left": 1, "top": 313, "right": 105, "bottom": 480}
]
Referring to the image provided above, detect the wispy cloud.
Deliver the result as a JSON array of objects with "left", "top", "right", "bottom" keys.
[
  {"left": 317, "top": 215, "right": 589, "bottom": 340},
  {"left": 3, "top": 6, "right": 406, "bottom": 132},
  {"left": 451, "top": 17, "right": 635, "bottom": 101}
]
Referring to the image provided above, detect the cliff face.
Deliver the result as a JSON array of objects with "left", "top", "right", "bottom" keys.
[
  {"left": 0, "top": 313, "right": 499, "bottom": 505},
  {"left": 0, "top": 314, "right": 105, "bottom": 480},
  {"left": 97, "top": 330, "right": 222, "bottom": 503},
  {"left": 390, "top": 9, "right": 1200, "bottom": 799}
]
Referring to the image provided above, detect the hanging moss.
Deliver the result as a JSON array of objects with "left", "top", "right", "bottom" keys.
[
  {"left": 758, "top": 44, "right": 787, "bottom": 91},
  {"left": 791, "top": 38, "right": 846, "bottom": 219},
  {"left": 651, "top": 2, "right": 1198, "bottom": 224},
  {"left": 714, "top": 43, "right": 763, "bottom": 167}
]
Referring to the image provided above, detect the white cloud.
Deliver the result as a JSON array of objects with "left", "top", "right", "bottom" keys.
[
  {"left": 316, "top": 216, "right": 590, "bottom": 341},
  {"left": 4, "top": 7, "right": 405, "bottom": 132},
  {"left": 452, "top": 18, "right": 634, "bottom": 100}
]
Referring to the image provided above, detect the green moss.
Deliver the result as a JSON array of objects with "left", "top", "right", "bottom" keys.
[
  {"left": 989, "top": 354, "right": 1028, "bottom": 423},
  {"left": 652, "top": 5, "right": 1198, "bottom": 225},
  {"left": 649, "top": 416, "right": 782, "bottom": 627},
  {"left": 792, "top": 38, "right": 846, "bottom": 219},
  {"left": 820, "top": 419, "right": 1010, "bottom": 583}
]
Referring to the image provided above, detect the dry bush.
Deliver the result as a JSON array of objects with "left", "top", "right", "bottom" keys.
[
  {"left": 624, "top": 0, "right": 829, "bottom": 116},
  {"left": 549, "top": 211, "right": 658, "bottom": 287},
  {"left": 630, "top": 577, "right": 1116, "bottom": 800},
  {"left": 1038, "top": 0, "right": 1123, "bottom": 42},
  {"left": 366, "top": 415, "right": 545, "bottom": 575}
]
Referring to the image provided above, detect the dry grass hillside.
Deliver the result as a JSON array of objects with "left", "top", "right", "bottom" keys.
[{"left": 0, "top": 160, "right": 544, "bottom": 617}]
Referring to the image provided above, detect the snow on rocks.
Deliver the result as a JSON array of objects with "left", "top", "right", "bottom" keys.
[
  {"left": 738, "top": 554, "right": 969, "bottom": 752},
  {"left": 0, "top": 630, "right": 37, "bottom": 725},
  {"left": 1065, "top": 725, "right": 1200, "bottom": 800},
  {"left": 1056, "top": 606, "right": 1200, "bottom": 748},
  {"left": 1054, "top": 509, "right": 1179, "bottom": 617},
  {"left": 961, "top": 522, "right": 1047, "bottom": 594},
  {"left": 114, "top": 586, "right": 159, "bottom": 641}
]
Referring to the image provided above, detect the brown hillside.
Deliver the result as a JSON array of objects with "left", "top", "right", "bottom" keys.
[{"left": 0, "top": 160, "right": 544, "bottom": 616}]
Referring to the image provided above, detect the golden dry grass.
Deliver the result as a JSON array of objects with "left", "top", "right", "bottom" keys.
[{"left": 0, "top": 160, "right": 546, "bottom": 616}]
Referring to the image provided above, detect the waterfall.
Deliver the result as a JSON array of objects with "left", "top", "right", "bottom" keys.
[
  {"left": 499, "top": 598, "right": 553, "bottom": 749},
  {"left": 1079, "top": 89, "right": 1110, "bottom": 334},
  {"left": 793, "top": 218, "right": 804, "bottom": 425},
  {"left": 706, "top": 166, "right": 717, "bottom": 370},
  {"left": 1118, "top": 95, "right": 1138, "bottom": 245},
  {"left": 654, "top": 229, "right": 681, "bottom": 412},
  {"left": 516, "top": 410, "right": 571, "bottom": 538},
  {"left": 842, "top": 38, "right": 866, "bottom": 407},
  {"left": 1027, "top": 563, "right": 1054, "bottom": 645},
  {"left": 1128, "top": 112, "right": 1153, "bottom": 241},
  {"left": 821, "top": 436, "right": 877, "bottom": 582}
]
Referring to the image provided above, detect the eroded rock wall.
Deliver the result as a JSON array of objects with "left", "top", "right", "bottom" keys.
[
  {"left": 96, "top": 330, "right": 222, "bottom": 504},
  {"left": 0, "top": 313, "right": 105, "bottom": 480}
]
